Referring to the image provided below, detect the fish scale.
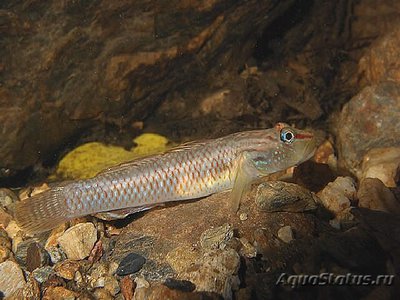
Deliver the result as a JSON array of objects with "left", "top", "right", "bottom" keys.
[{"left": 15, "top": 123, "right": 316, "bottom": 233}]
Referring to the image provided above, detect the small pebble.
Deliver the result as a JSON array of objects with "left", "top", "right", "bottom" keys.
[
  {"left": 359, "top": 147, "right": 400, "bottom": 187},
  {"left": 134, "top": 275, "right": 150, "bottom": 289},
  {"left": 116, "top": 253, "right": 146, "bottom": 276},
  {"left": 24, "top": 274, "right": 41, "bottom": 300},
  {"left": 0, "top": 208, "right": 12, "bottom": 229},
  {"left": 277, "top": 226, "right": 294, "bottom": 243},
  {"left": 255, "top": 181, "right": 318, "bottom": 212},
  {"left": 239, "top": 238, "right": 257, "bottom": 258},
  {"left": 120, "top": 276, "right": 135, "bottom": 300},
  {"left": 164, "top": 278, "right": 196, "bottom": 292},
  {"left": 93, "top": 288, "right": 113, "bottom": 300},
  {"left": 239, "top": 213, "right": 248, "bottom": 221},
  {"left": 200, "top": 223, "right": 234, "bottom": 250},
  {"left": 47, "top": 246, "right": 66, "bottom": 264},
  {"left": 32, "top": 266, "right": 55, "bottom": 284},
  {"left": 54, "top": 260, "right": 82, "bottom": 280},
  {"left": 42, "top": 286, "right": 77, "bottom": 300},
  {"left": 357, "top": 178, "right": 400, "bottom": 214},
  {"left": 166, "top": 246, "right": 200, "bottom": 273},
  {"left": 0, "top": 188, "right": 18, "bottom": 214},
  {"left": 0, "top": 245, "right": 11, "bottom": 263},
  {"left": 184, "top": 249, "right": 240, "bottom": 299},
  {"left": 0, "top": 260, "right": 26, "bottom": 298},
  {"left": 26, "top": 242, "right": 50, "bottom": 272},
  {"left": 104, "top": 276, "right": 120, "bottom": 296},
  {"left": 317, "top": 176, "right": 356, "bottom": 214},
  {"left": 58, "top": 222, "right": 98, "bottom": 260},
  {"left": 15, "top": 238, "right": 38, "bottom": 267},
  {"left": 88, "top": 262, "right": 109, "bottom": 288},
  {"left": 5, "top": 220, "right": 24, "bottom": 253},
  {"left": 74, "top": 271, "right": 84, "bottom": 287}
]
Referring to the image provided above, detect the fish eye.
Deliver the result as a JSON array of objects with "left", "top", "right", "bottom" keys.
[{"left": 280, "top": 129, "right": 295, "bottom": 144}]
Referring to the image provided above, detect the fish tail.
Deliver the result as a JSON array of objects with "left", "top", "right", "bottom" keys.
[{"left": 15, "top": 186, "right": 70, "bottom": 234}]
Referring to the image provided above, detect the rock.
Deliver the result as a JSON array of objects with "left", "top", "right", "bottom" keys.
[
  {"left": 359, "top": 147, "right": 400, "bottom": 187},
  {"left": 0, "top": 208, "right": 12, "bottom": 229},
  {"left": 164, "top": 278, "right": 196, "bottom": 292},
  {"left": 88, "top": 262, "right": 109, "bottom": 289},
  {"left": 41, "top": 274, "right": 66, "bottom": 291},
  {"left": 54, "top": 259, "right": 82, "bottom": 280},
  {"left": 45, "top": 223, "right": 68, "bottom": 250},
  {"left": 5, "top": 220, "right": 24, "bottom": 253},
  {"left": 200, "top": 223, "right": 234, "bottom": 250},
  {"left": 26, "top": 242, "right": 50, "bottom": 272},
  {"left": 120, "top": 276, "right": 135, "bottom": 300},
  {"left": 104, "top": 276, "right": 120, "bottom": 296},
  {"left": 0, "top": 245, "right": 11, "bottom": 263},
  {"left": 32, "top": 266, "right": 55, "bottom": 284},
  {"left": 23, "top": 274, "right": 41, "bottom": 300},
  {"left": 0, "top": 260, "right": 26, "bottom": 298},
  {"left": 42, "top": 286, "right": 77, "bottom": 300},
  {"left": 47, "top": 246, "right": 67, "bottom": 264},
  {"left": 185, "top": 249, "right": 240, "bottom": 299},
  {"left": 0, "top": 188, "right": 18, "bottom": 215},
  {"left": 238, "top": 238, "right": 257, "bottom": 258},
  {"left": 239, "top": 213, "right": 248, "bottom": 221},
  {"left": 93, "top": 288, "right": 113, "bottom": 300},
  {"left": 135, "top": 275, "right": 150, "bottom": 289},
  {"left": 255, "top": 181, "right": 318, "bottom": 212},
  {"left": 58, "top": 222, "right": 97, "bottom": 260},
  {"left": 166, "top": 246, "right": 201, "bottom": 273},
  {"left": 359, "top": 27, "right": 400, "bottom": 85},
  {"left": 88, "top": 239, "right": 103, "bottom": 263},
  {"left": 116, "top": 253, "right": 146, "bottom": 276},
  {"left": 15, "top": 238, "right": 39, "bottom": 267},
  {"left": 313, "top": 140, "right": 337, "bottom": 170},
  {"left": 335, "top": 81, "right": 400, "bottom": 173},
  {"left": 317, "top": 177, "right": 356, "bottom": 214},
  {"left": 0, "top": 229, "right": 11, "bottom": 249},
  {"left": 109, "top": 181, "right": 317, "bottom": 298},
  {"left": 357, "top": 178, "right": 400, "bottom": 214},
  {"left": 277, "top": 226, "right": 294, "bottom": 243}
]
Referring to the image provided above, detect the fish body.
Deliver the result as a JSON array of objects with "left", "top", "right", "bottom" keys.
[{"left": 15, "top": 123, "right": 316, "bottom": 233}]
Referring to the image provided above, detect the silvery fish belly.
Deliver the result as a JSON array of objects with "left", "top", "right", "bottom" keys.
[{"left": 15, "top": 123, "right": 316, "bottom": 233}]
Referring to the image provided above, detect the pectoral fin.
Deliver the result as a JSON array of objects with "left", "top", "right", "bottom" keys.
[{"left": 231, "top": 152, "right": 256, "bottom": 212}]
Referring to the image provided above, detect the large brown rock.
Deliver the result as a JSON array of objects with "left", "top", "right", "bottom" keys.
[
  {"left": 0, "top": 0, "right": 294, "bottom": 176},
  {"left": 335, "top": 81, "right": 400, "bottom": 173}
]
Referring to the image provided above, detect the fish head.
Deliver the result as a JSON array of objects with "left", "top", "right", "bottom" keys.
[{"left": 249, "top": 123, "right": 316, "bottom": 175}]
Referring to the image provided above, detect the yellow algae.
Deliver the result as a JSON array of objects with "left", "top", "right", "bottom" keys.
[
  {"left": 54, "top": 133, "right": 170, "bottom": 180},
  {"left": 131, "top": 133, "right": 169, "bottom": 156}
]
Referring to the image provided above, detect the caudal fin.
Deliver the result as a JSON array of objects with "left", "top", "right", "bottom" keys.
[{"left": 15, "top": 187, "right": 70, "bottom": 234}]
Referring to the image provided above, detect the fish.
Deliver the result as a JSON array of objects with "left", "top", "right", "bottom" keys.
[{"left": 15, "top": 123, "right": 316, "bottom": 234}]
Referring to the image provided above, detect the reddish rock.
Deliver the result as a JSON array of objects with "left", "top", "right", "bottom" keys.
[
  {"left": 335, "top": 81, "right": 400, "bottom": 173},
  {"left": 0, "top": 0, "right": 295, "bottom": 175},
  {"left": 359, "top": 27, "right": 400, "bottom": 85},
  {"left": 120, "top": 276, "right": 135, "bottom": 300}
]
